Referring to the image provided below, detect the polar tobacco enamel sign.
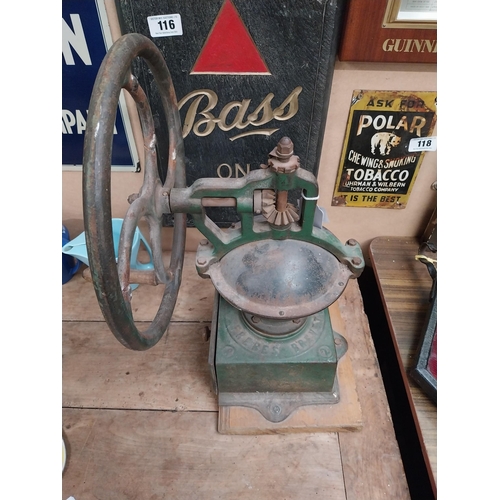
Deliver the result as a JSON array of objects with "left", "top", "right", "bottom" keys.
[{"left": 332, "top": 90, "right": 437, "bottom": 209}]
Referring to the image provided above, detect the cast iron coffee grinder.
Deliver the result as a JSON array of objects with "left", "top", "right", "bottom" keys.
[{"left": 83, "top": 34, "right": 364, "bottom": 424}]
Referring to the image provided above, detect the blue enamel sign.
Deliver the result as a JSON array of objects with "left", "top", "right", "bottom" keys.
[{"left": 62, "top": 0, "right": 137, "bottom": 169}]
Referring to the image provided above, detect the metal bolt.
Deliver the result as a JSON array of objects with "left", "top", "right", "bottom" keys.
[
  {"left": 352, "top": 257, "right": 362, "bottom": 265},
  {"left": 276, "top": 137, "right": 294, "bottom": 158},
  {"left": 347, "top": 239, "right": 357, "bottom": 246},
  {"left": 334, "top": 338, "right": 342, "bottom": 346},
  {"left": 292, "top": 318, "right": 301, "bottom": 324},
  {"left": 197, "top": 258, "right": 207, "bottom": 266},
  {"left": 279, "top": 311, "right": 285, "bottom": 316},
  {"left": 251, "top": 316, "right": 260, "bottom": 324},
  {"left": 338, "top": 282, "right": 344, "bottom": 287},
  {"left": 272, "top": 405, "right": 282, "bottom": 414},
  {"left": 200, "top": 239, "right": 209, "bottom": 246}
]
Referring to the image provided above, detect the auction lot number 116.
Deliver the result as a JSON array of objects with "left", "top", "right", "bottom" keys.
[{"left": 147, "top": 14, "right": 183, "bottom": 38}]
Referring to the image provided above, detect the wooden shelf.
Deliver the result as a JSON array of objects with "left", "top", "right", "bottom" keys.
[{"left": 369, "top": 236, "right": 437, "bottom": 496}]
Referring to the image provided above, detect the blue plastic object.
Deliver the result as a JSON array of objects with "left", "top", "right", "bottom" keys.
[
  {"left": 62, "top": 224, "right": 80, "bottom": 284},
  {"left": 62, "top": 219, "right": 154, "bottom": 289}
]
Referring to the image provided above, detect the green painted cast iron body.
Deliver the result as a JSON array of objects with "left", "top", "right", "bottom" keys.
[
  {"left": 169, "top": 166, "right": 364, "bottom": 277},
  {"left": 215, "top": 295, "right": 338, "bottom": 394},
  {"left": 168, "top": 143, "right": 363, "bottom": 403}
]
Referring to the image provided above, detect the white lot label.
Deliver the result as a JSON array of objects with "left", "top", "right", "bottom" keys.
[
  {"left": 147, "top": 14, "right": 183, "bottom": 37},
  {"left": 408, "top": 136, "right": 437, "bottom": 152}
]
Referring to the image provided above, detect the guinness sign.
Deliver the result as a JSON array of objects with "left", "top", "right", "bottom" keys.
[
  {"left": 116, "top": 0, "right": 346, "bottom": 225},
  {"left": 338, "top": 0, "right": 437, "bottom": 63}
]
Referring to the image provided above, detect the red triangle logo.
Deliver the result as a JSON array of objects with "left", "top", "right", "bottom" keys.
[{"left": 191, "top": 0, "right": 270, "bottom": 75}]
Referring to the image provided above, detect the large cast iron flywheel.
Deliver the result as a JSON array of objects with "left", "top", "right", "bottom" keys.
[{"left": 83, "top": 34, "right": 186, "bottom": 351}]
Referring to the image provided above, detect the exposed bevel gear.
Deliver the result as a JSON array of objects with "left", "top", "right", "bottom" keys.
[{"left": 261, "top": 190, "right": 300, "bottom": 227}]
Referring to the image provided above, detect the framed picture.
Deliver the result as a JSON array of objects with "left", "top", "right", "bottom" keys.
[
  {"left": 411, "top": 295, "right": 437, "bottom": 404},
  {"left": 383, "top": 0, "right": 437, "bottom": 30},
  {"left": 338, "top": 0, "right": 437, "bottom": 63}
]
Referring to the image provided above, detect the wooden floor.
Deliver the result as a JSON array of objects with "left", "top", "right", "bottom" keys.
[{"left": 62, "top": 252, "right": 410, "bottom": 499}]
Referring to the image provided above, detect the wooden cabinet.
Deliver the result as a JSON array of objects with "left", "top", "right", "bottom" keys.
[{"left": 369, "top": 236, "right": 437, "bottom": 496}]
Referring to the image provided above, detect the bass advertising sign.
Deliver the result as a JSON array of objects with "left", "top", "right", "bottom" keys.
[
  {"left": 116, "top": 0, "right": 346, "bottom": 225},
  {"left": 332, "top": 90, "right": 437, "bottom": 208}
]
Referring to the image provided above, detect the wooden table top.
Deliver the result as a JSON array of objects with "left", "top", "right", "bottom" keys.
[
  {"left": 62, "top": 251, "right": 410, "bottom": 499},
  {"left": 369, "top": 236, "right": 437, "bottom": 495}
]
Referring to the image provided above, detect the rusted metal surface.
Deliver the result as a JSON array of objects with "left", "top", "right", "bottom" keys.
[
  {"left": 206, "top": 239, "right": 352, "bottom": 320},
  {"left": 267, "top": 137, "right": 300, "bottom": 174},
  {"left": 261, "top": 189, "right": 299, "bottom": 227},
  {"left": 83, "top": 33, "right": 186, "bottom": 351}
]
